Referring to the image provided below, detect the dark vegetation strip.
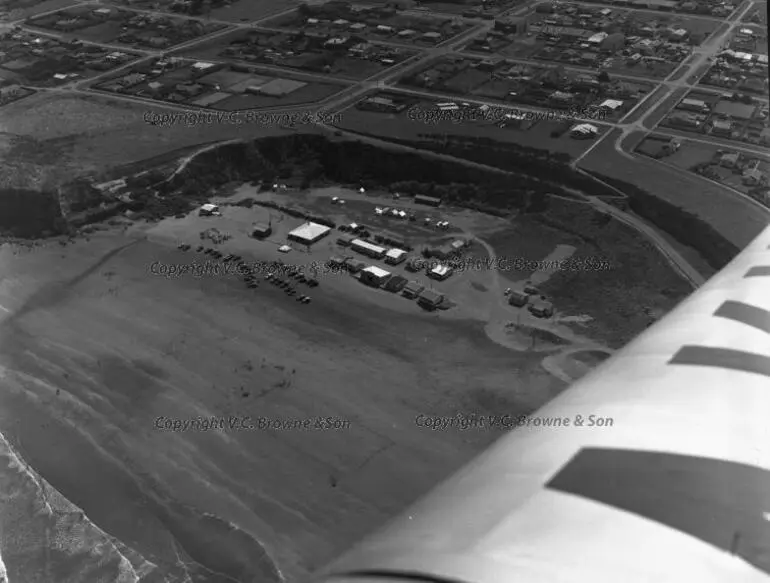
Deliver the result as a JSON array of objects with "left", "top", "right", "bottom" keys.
[
  {"left": 0, "top": 134, "right": 739, "bottom": 272},
  {"left": 361, "top": 133, "right": 740, "bottom": 271},
  {"left": 581, "top": 170, "right": 739, "bottom": 271}
]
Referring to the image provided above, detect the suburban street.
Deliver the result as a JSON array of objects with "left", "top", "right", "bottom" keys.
[
  {"left": 6, "top": 0, "right": 769, "bottom": 286},
  {"left": 11, "top": 0, "right": 768, "bottom": 163}
]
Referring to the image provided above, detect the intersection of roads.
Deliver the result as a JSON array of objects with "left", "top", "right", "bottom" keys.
[
  {"left": 4, "top": 0, "right": 770, "bottom": 284},
  {"left": 7, "top": 0, "right": 767, "bottom": 162}
]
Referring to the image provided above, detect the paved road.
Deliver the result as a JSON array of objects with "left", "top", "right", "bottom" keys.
[
  {"left": 570, "top": 170, "right": 707, "bottom": 287},
  {"left": 573, "top": 0, "right": 761, "bottom": 167},
  {"left": 375, "top": 84, "right": 770, "bottom": 159},
  {"left": 8, "top": 0, "right": 767, "bottom": 286},
  {"left": 316, "top": 124, "right": 707, "bottom": 288},
  {"left": 456, "top": 51, "right": 768, "bottom": 102},
  {"left": 16, "top": 0, "right": 765, "bottom": 164}
]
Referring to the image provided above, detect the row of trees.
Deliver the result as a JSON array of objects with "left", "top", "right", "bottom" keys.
[
  {"left": 582, "top": 171, "right": 739, "bottom": 270},
  {"left": 19, "top": 131, "right": 735, "bottom": 275},
  {"left": 153, "top": 134, "right": 558, "bottom": 224},
  {"left": 365, "top": 133, "right": 739, "bottom": 270}
]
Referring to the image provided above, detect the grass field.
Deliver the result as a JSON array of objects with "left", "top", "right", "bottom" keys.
[
  {"left": 580, "top": 128, "right": 769, "bottom": 248},
  {"left": 212, "top": 81, "right": 345, "bottom": 110},
  {"left": 0, "top": 91, "right": 313, "bottom": 188},
  {"left": 504, "top": 198, "right": 693, "bottom": 347},
  {"left": 336, "top": 107, "right": 603, "bottom": 158},
  {"left": 662, "top": 139, "right": 717, "bottom": 169}
]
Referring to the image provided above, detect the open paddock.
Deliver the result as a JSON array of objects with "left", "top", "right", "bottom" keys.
[
  {"left": 0, "top": 91, "right": 313, "bottom": 188},
  {"left": 211, "top": 81, "right": 344, "bottom": 109}
]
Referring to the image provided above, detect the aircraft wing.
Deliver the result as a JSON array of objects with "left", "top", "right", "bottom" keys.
[{"left": 310, "top": 225, "right": 770, "bottom": 583}]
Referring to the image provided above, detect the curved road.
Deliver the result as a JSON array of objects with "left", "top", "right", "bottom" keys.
[{"left": 163, "top": 122, "right": 707, "bottom": 289}]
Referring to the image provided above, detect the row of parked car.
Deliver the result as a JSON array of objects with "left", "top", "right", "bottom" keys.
[
  {"left": 264, "top": 272, "right": 312, "bottom": 303},
  {"left": 178, "top": 243, "right": 314, "bottom": 303}
]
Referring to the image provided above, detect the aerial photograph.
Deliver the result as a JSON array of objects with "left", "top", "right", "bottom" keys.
[{"left": 0, "top": 0, "right": 768, "bottom": 578}]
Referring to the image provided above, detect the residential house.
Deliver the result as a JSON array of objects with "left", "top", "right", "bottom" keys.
[
  {"left": 742, "top": 168, "right": 766, "bottom": 185},
  {"left": 719, "top": 152, "right": 740, "bottom": 167},
  {"left": 711, "top": 118, "right": 733, "bottom": 136}
]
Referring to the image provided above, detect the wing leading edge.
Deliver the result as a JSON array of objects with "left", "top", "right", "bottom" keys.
[{"left": 310, "top": 225, "right": 770, "bottom": 583}]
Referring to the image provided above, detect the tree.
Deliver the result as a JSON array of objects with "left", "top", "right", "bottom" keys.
[{"left": 597, "top": 70, "right": 610, "bottom": 83}]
